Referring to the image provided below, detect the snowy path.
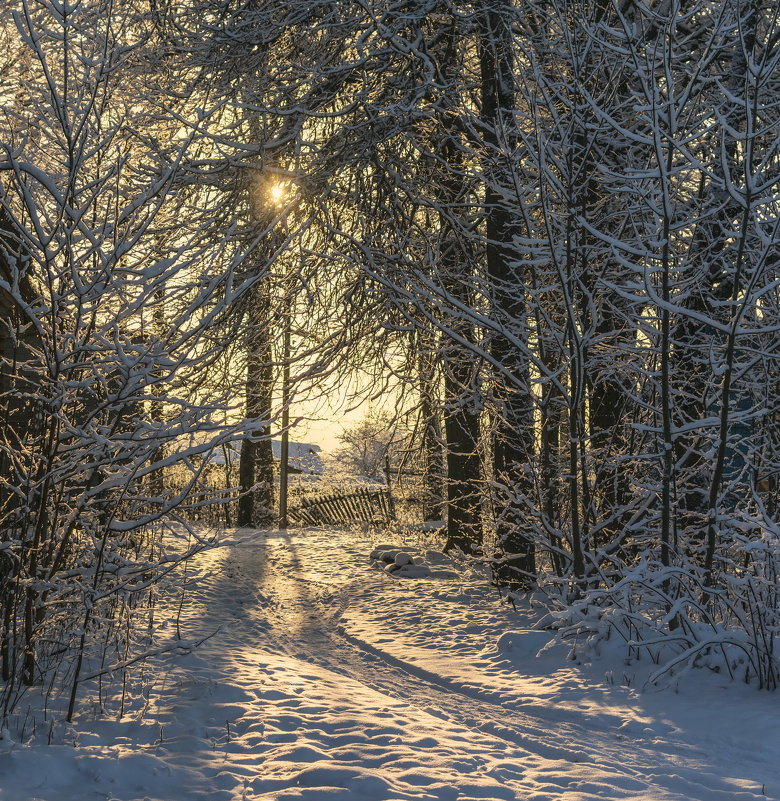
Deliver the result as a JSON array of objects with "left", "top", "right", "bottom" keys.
[{"left": 2, "top": 528, "right": 778, "bottom": 801}]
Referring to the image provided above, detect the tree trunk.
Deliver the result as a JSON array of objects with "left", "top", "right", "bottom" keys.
[
  {"left": 237, "top": 285, "right": 276, "bottom": 528},
  {"left": 479, "top": 0, "right": 535, "bottom": 587},
  {"left": 426, "top": 12, "right": 484, "bottom": 554},
  {"left": 418, "top": 332, "right": 445, "bottom": 522}
]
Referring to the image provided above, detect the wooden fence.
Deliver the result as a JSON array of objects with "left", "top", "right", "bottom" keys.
[{"left": 289, "top": 486, "right": 396, "bottom": 526}]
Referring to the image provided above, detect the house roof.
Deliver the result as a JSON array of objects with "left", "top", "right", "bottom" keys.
[
  {"left": 208, "top": 439, "right": 324, "bottom": 475},
  {"left": 272, "top": 441, "right": 324, "bottom": 474}
]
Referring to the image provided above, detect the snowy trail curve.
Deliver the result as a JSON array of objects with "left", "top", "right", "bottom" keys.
[
  {"left": 185, "top": 530, "right": 772, "bottom": 801},
  {"left": 3, "top": 527, "right": 777, "bottom": 801}
]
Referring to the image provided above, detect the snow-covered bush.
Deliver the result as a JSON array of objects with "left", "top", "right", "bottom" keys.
[{"left": 552, "top": 534, "right": 780, "bottom": 690}]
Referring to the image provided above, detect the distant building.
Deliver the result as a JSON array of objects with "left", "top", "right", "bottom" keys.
[
  {"left": 209, "top": 440, "right": 324, "bottom": 476},
  {"left": 271, "top": 441, "right": 324, "bottom": 476}
]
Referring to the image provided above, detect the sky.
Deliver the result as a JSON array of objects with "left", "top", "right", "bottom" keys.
[{"left": 286, "top": 391, "right": 376, "bottom": 454}]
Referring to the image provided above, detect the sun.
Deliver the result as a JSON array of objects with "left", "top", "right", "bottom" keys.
[{"left": 268, "top": 181, "right": 286, "bottom": 205}]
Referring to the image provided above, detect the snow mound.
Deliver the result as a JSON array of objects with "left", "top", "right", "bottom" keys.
[
  {"left": 369, "top": 545, "right": 458, "bottom": 579},
  {"left": 393, "top": 564, "right": 431, "bottom": 578},
  {"left": 490, "top": 630, "right": 556, "bottom": 662}
]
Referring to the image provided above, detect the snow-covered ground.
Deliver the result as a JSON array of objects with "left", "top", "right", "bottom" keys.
[{"left": 2, "top": 527, "right": 778, "bottom": 801}]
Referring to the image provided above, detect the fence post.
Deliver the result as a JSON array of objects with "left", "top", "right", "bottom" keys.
[{"left": 383, "top": 455, "right": 397, "bottom": 520}]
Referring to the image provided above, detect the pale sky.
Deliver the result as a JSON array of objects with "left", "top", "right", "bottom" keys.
[
  {"left": 288, "top": 405, "right": 362, "bottom": 453},
  {"left": 285, "top": 382, "right": 402, "bottom": 454}
]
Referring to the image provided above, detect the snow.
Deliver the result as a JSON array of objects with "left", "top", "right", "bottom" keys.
[
  {"left": 206, "top": 441, "right": 325, "bottom": 475},
  {"left": 2, "top": 527, "right": 778, "bottom": 801},
  {"left": 269, "top": 441, "right": 324, "bottom": 475}
]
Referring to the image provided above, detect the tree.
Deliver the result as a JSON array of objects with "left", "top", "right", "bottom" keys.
[
  {"left": 478, "top": 0, "right": 537, "bottom": 586},
  {"left": 334, "top": 410, "right": 402, "bottom": 480},
  {"left": 9, "top": 0, "right": 773, "bottom": 695},
  {"left": 0, "top": 0, "right": 275, "bottom": 715}
]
